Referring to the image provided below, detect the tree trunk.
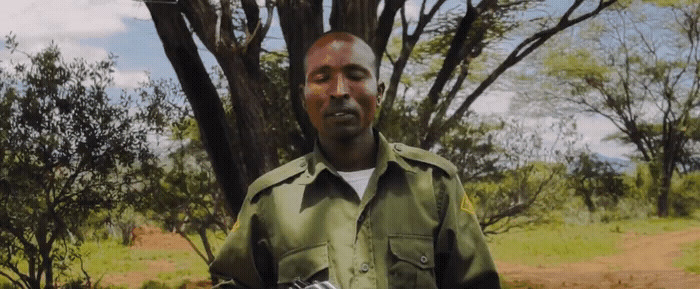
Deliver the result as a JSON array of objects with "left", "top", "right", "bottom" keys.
[
  {"left": 373, "top": 0, "right": 405, "bottom": 70},
  {"left": 218, "top": 53, "right": 279, "bottom": 180},
  {"left": 329, "top": 0, "right": 378, "bottom": 44},
  {"left": 42, "top": 255, "right": 52, "bottom": 289},
  {"left": 146, "top": 2, "right": 247, "bottom": 214},
  {"left": 584, "top": 192, "right": 595, "bottom": 213},
  {"left": 277, "top": 0, "right": 324, "bottom": 153},
  {"left": 30, "top": 278, "right": 40, "bottom": 289},
  {"left": 199, "top": 227, "right": 219, "bottom": 285},
  {"left": 658, "top": 169, "right": 671, "bottom": 217},
  {"left": 658, "top": 137, "right": 678, "bottom": 217}
]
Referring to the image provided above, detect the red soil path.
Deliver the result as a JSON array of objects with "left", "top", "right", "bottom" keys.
[{"left": 497, "top": 227, "right": 700, "bottom": 288}]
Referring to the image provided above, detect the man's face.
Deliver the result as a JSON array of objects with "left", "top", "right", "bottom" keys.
[{"left": 304, "top": 34, "right": 381, "bottom": 141}]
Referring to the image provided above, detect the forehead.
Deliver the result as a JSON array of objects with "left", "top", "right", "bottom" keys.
[{"left": 305, "top": 35, "right": 376, "bottom": 72}]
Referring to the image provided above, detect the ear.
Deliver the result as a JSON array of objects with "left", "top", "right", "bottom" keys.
[{"left": 376, "top": 81, "right": 385, "bottom": 107}]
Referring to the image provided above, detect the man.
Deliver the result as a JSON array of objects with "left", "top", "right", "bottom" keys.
[{"left": 210, "top": 31, "right": 500, "bottom": 288}]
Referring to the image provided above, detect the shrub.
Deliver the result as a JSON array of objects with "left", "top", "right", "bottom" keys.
[{"left": 671, "top": 172, "right": 700, "bottom": 216}]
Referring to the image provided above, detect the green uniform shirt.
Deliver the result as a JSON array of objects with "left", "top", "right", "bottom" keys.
[{"left": 210, "top": 132, "right": 499, "bottom": 288}]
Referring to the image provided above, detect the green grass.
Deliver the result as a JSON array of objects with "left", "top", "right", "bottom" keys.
[
  {"left": 487, "top": 217, "right": 700, "bottom": 267},
  {"left": 611, "top": 217, "right": 700, "bottom": 235},
  {"left": 73, "top": 237, "right": 214, "bottom": 288},
  {"left": 674, "top": 240, "right": 700, "bottom": 274},
  {"left": 0, "top": 230, "right": 227, "bottom": 288},
  {"left": 488, "top": 223, "right": 619, "bottom": 266},
  {"left": 78, "top": 239, "right": 207, "bottom": 274},
  {"left": 3, "top": 218, "right": 698, "bottom": 287}
]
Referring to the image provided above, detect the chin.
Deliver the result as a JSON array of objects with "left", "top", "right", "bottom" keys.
[{"left": 324, "top": 127, "right": 372, "bottom": 142}]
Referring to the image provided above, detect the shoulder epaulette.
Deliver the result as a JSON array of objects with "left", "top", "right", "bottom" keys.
[
  {"left": 247, "top": 156, "right": 308, "bottom": 199},
  {"left": 391, "top": 143, "right": 458, "bottom": 176}
]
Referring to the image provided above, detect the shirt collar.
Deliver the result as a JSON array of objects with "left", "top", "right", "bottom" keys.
[{"left": 296, "top": 130, "right": 415, "bottom": 185}]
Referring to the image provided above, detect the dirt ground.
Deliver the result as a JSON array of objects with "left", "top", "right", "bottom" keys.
[
  {"left": 130, "top": 225, "right": 193, "bottom": 250},
  {"left": 100, "top": 225, "right": 700, "bottom": 288},
  {"left": 100, "top": 225, "right": 210, "bottom": 288},
  {"left": 497, "top": 227, "right": 700, "bottom": 288}
]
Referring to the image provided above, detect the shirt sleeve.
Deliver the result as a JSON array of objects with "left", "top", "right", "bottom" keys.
[
  {"left": 433, "top": 173, "right": 501, "bottom": 288},
  {"left": 209, "top": 196, "right": 273, "bottom": 288}
]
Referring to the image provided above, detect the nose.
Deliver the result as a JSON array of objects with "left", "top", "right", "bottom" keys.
[{"left": 330, "top": 74, "right": 349, "bottom": 99}]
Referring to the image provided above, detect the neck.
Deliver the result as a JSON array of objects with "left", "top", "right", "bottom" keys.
[{"left": 318, "top": 129, "right": 377, "bottom": 171}]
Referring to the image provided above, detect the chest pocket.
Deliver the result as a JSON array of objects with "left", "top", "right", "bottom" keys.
[
  {"left": 388, "top": 235, "right": 437, "bottom": 289},
  {"left": 277, "top": 243, "right": 331, "bottom": 285}
]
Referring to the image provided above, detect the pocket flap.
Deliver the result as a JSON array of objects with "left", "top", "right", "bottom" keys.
[
  {"left": 389, "top": 235, "right": 435, "bottom": 269},
  {"left": 278, "top": 243, "right": 329, "bottom": 283}
]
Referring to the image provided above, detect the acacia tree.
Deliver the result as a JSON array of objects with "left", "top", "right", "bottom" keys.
[
  {"left": 569, "top": 153, "right": 627, "bottom": 212},
  {"left": 0, "top": 42, "right": 156, "bottom": 288},
  {"left": 144, "top": 0, "right": 617, "bottom": 214},
  {"left": 518, "top": 0, "right": 699, "bottom": 216},
  {"left": 462, "top": 118, "right": 579, "bottom": 234}
]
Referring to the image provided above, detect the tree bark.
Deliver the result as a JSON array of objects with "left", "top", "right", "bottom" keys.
[
  {"left": 374, "top": 0, "right": 405, "bottom": 71},
  {"left": 146, "top": 2, "right": 246, "bottom": 214},
  {"left": 377, "top": 0, "right": 448, "bottom": 131},
  {"left": 330, "top": 0, "right": 378, "bottom": 44},
  {"left": 179, "top": 0, "right": 279, "bottom": 183},
  {"left": 277, "top": 0, "right": 324, "bottom": 153}
]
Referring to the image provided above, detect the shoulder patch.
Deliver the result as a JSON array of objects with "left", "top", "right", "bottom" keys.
[
  {"left": 392, "top": 143, "right": 457, "bottom": 176},
  {"left": 247, "top": 156, "right": 308, "bottom": 199},
  {"left": 461, "top": 193, "right": 475, "bottom": 215}
]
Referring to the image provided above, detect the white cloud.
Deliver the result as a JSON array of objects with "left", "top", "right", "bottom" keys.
[
  {"left": 0, "top": 38, "right": 111, "bottom": 77},
  {"left": 1, "top": 0, "right": 149, "bottom": 39},
  {"left": 472, "top": 89, "right": 636, "bottom": 160},
  {"left": 471, "top": 90, "right": 514, "bottom": 115},
  {"left": 1, "top": 0, "right": 150, "bottom": 61},
  {"left": 377, "top": 0, "right": 421, "bottom": 23},
  {"left": 1, "top": 1, "right": 154, "bottom": 90},
  {"left": 114, "top": 69, "right": 150, "bottom": 89},
  {"left": 404, "top": 1, "right": 421, "bottom": 22},
  {"left": 576, "top": 115, "right": 636, "bottom": 159}
]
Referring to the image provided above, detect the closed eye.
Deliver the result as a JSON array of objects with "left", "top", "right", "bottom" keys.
[
  {"left": 345, "top": 66, "right": 370, "bottom": 80},
  {"left": 311, "top": 72, "right": 329, "bottom": 82}
]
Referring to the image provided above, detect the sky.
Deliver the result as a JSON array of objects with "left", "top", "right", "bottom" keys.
[{"left": 0, "top": 0, "right": 636, "bottom": 161}]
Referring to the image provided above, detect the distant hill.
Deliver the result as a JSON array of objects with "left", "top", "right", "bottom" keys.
[{"left": 592, "top": 153, "right": 635, "bottom": 173}]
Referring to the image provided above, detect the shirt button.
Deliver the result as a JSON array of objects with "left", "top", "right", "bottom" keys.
[
  {"left": 360, "top": 263, "right": 370, "bottom": 273},
  {"left": 357, "top": 214, "right": 365, "bottom": 223},
  {"left": 300, "top": 161, "right": 306, "bottom": 167},
  {"left": 420, "top": 255, "right": 428, "bottom": 264}
]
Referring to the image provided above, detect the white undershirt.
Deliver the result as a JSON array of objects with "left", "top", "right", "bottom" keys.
[{"left": 337, "top": 168, "right": 375, "bottom": 199}]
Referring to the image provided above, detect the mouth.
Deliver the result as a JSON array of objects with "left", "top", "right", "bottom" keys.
[{"left": 324, "top": 108, "right": 357, "bottom": 121}]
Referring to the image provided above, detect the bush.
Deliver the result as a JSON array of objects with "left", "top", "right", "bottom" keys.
[{"left": 671, "top": 172, "right": 700, "bottom": 216}]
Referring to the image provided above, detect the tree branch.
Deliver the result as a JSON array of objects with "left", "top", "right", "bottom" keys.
[
  {"left": 374, "top": 0, "right": 405, "bottom": 70},
  {"left": 0, "top": 270, "right": 26, "bottom": 289},
  {"left": 376, "top": 0, "right": 447, "bottom": 130},
  {"left": 146, "top": 2, "right": 245, "bottom": 214},
  {"left": 427, "top": 0, "right": 618, "bottom": 149},
  {"left": 174, "top": 224, "right": 209, "bottom": 263},
  {"left": 329, "top": 0, "right": 378, "bottom": 43}
]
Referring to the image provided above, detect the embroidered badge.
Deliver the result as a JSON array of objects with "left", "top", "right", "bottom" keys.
[{"left": 460, "top": 193, "right": 475, "bottom": 214}]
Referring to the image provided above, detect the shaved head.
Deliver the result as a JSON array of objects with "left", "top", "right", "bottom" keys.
[{"left": 304, "top": 32, "right": 378, "bottom": 79}]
